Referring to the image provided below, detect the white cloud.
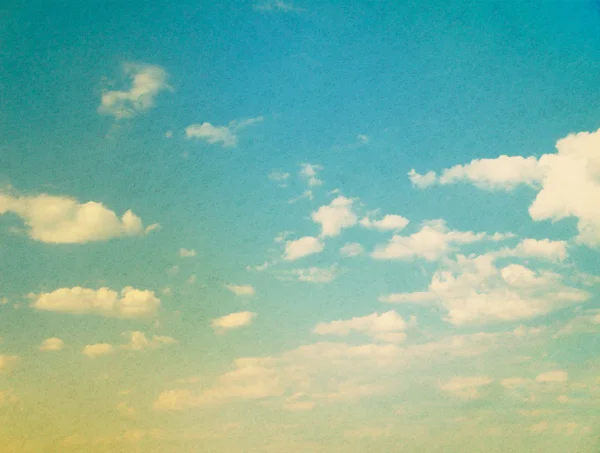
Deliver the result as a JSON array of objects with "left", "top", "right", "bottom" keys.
[
  {"left": 225, "top": 284, "right": 256, "bottom": 296},
  {"left": 185, "top": 116, "right": 263, "bottom": 148},
  {"left": 535, "top": 370, "right": 568, "bottom": 383},
  {"left": 179, "top": 248, "right": 196, "bottom": 258},
  {"left": 381, "top": 254, "right": 588, "bottom": 325},
  {"left": 83, "top": 343, "right": 114, "bottom": 358},
  {"left": 0, "top": 355, "right": 19, "bottom": 373},
  {"left": 439, "top": 376, "right": 493, "bottom": 399},
  {"left": 313, "top": 311, "right": 411, "bottom": 343},
  {"left": 280, "top": 265, "right": 340, "bottom": 283},
  {"left": 413, "top": 128, "right": 600, "bottom": 247},
  {"left": 98, "top": 63, "right": 170, "bottom": 119},
  {"left": 212, "top": 311, "right": 257, "bottom": 334},
  {"left": 438, "top": 155, "right": 544, "bottom": 190},
  {"left": 0, "top": 191, "right": 156, "bottom": 244},
  {"left": 340, "top": 242, "right": 364, "bottom": 257},
  {"left": 371, "top": 219, "right": 487, "bottom": 261},
  {"left": 39, "top": 337, "right": 64, "bottom": 352},
  {"left": 408, "top": 169, "right": 437, "bottom": 189},
  {"left": 312, "top": 196, "right": 358, "bottom": 237},
  {"left": 121, "top": 331, "right": 177, "bottom": 351},
  {"left": 299, "top": 163, "right": 323, "bottom": 186},
  {"left": 359, "top": 214, "right": 409, "bottom": 232},
  {"left": 497, "top": 238, "right": 568, "bottom": 262},
  {"left": 30, "top": 286, "right": 160, "bottom": 318},
  {"left": 283, "top": 236, "right": 324, "bottom": 261}
]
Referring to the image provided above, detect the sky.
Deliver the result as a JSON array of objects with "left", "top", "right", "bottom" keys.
[{"left": 1, "top": 0, "right": 600, "bottom": 451}]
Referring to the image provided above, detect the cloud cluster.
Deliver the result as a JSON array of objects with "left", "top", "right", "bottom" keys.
[
  {"left": 30, "top": 286, "right": 160, "bottom": 318},
  {"left": 0, "top": 191, "right": 157, "bottom": 243},
  {"left": 409, "top": 128, "right": 600, "bottom": 247},
  {"left": 381, "top": 254, "right": 588, "bottom": 325}
]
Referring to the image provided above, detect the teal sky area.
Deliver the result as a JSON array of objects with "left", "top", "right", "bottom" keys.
[{"left": 0, "top": 1, "right": 599, "bottom": 452}]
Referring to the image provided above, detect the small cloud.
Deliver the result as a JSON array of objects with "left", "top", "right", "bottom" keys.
[
  {"left": 535, "top": 370, "right": 568, "bottom": 383},
  {"left": 408, "top": 169, "right": 437, "bottom": 189},
  {"left": 179, "top": 248, "right": 196, "bottom": 258},
  {"left": 279, "top": 265, "right": 340, "bottom": 283},
  {"left": 283, "top": 236, "right": 324, "bottom": 261},
  {"left": 165, "top": 130, "right": 173, "bottom": 138},
  {"left": 121, "top": 331, "right": 177, "bottom": 351},
  {"left": 312, "top": 196, "right": 358, "bottom": 237},
  {"left": 340, "top": 242, "right": 364, "bottom": 257},
  {"left": 269, "top": 171, "right": 290, "bottom": 186},
  {"left": 288, "top": 190, "right": 313, "bottom": 204},
  {"left": 39, "top": 337, "right": 64, "bottom": 352},
  {"left": 0, "top": 297, "right": 7, "bottom": 305},
  {"left": 439, "top": 376, "right": 493, "bottom": 399},
  {"left": 299, "top": 163, "right": 323, "bottom": 187},
  {"left": 359, "top": 214, "right": 409, "bottom": 232},
  {"left": 82, "top": 343, "right": 114, "bottom": 358},
  {"left": 186, "top": 275, "right": 197, "bottom": 285},
  {"left": 225, "top": 284, "right": 256, "bottom": 296},
  {"left": 98, "top": 63, "right": 171, "bottom": 120},
  {"left": 212, "top": 311, "right": 256, "bottom": 334},
  {"left": 254, "top": 0, "right": 305, "bottom": 12},
  {"left": 185, "top": 116, "right": 263, "bottom": 148}
]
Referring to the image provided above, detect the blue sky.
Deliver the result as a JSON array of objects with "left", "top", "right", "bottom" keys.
[{"left": 1, "top": 0, "right": 600, "bottom": 451}]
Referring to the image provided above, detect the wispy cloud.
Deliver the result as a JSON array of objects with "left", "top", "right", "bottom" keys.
[{"left": 185, "top": 116, "right": 263, "bottom": 147}]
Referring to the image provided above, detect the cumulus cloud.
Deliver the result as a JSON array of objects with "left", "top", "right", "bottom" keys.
[
  {"left": 82, "top": 343, "right": 114, "bottom": 358},
  {"left": 411, "top": 128, "right": 600, "bottom": 247},
  {"left": 179, "top": 248, "right": 196, "bottom": 258},
  {"left": 312, "top": 196, "right": 358, "bottom": 237},
  {"left": 313, "top": 311, "right": 411, "bottom": 343},
  {"left": 212, "top": 311, "right": 257, "bottom": 334},
  {"left": 380, "top": 254, "right": 588, "bottom": 325},
  {"left": 283, "top": 236, "right": 324, "bottom": 261},
  {"left": 225, "top": 284, "right": 256, "bottom": 296},
  {"left": 98, "top": 63, "right": 171, "bottom": 119},
  {"left": 497, "top": 238, "right": 568, "bottom": 262},
  {"left": 0, "top": 355, "right": 19, "bottom": 373},
  {"left": 340, "top": 242, "right": 364, "bottom": 257},
  {"left": 359, "top": 214, "right": 409, "bottom": 232},
  {"left": 371, "top": 219, "right": 488, "bottom": 261},
  {"left": 439, "top": 376, "right": 493, "bottom": 399},
  {"left": 30, "top": 286, "right": 160, "bottom": 318},
  {"left": 39, "top": 338, "right": 64, "bottom": 352},
  {"left": 185, "top": 116, "right": 263, "bottom": 148},
  {"left": 0, "top": 191, "right": 157, "bottom": 244}
]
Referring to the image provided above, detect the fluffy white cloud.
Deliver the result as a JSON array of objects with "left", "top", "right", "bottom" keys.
[
  {"left": 39, "top": 338, "right": 64, "bottom": 352},
  {"left": 185, "top": 116, "right": 263, "bottom": 148},
  {"left": 340, "top": 242, "right": 364, "bottom": 257},
  {"left": 381, "top": 254, "right": 588, "bottom": 325},
  {"left": 299, "top": 163, "right": 324, "bottom": 186},
  {"left": 212, "top": 311, "right": 256, "bottom": 334},
  {"left": 438, "top": 155, "right": 544, "bottom": 190},
  {"left": 312, "top": 196, "right": 358, "bottom": 237},
  {"left": 359, "top": 214, "right": 409, "bottom": 232},
  {"left": 30, "top": 286, "right": 160, "bottom": 318},
  {"left": 535, "top": 370, "right": 568, "bottom": 383},
  {"left": 121, "top": 331, "right": 177, "bottom": 351},
  {"left": 283, "top": 236, "right": 324, "bottom": 261},
  {"left": 371, "top": 219, "right": 487, "bottom": 261},
  {"left": 313, "top": 311, "right": 411, "bottom": 343},
  {"left": 0, "top": 191, "right": 157, "bottom": 244},
  {"left": 439, "top": 376, "right": 493, "bottom": 399},
  {"left": 82, "top": 343, "right": 114, "bottom": 358},
  {"left": 98, "top": 63, "right": 170, "bottom": 119},
  {"left": 408, "top": 169, "right": 437, "bottom": 189},
  {"left": 411, "top": 128, "right": 600, "bottom": 246},
  {"left": 498, "top": 238, "right": 568, "bottom": 262},
  {"left": 225, "top": 284, "right": 256, "bottom": 296},
  {"left": 0, "top": 355, "right": 19, "bottom": 373},
  {"left": 179, "top": 248, "right": 196, "bottom": 258}
]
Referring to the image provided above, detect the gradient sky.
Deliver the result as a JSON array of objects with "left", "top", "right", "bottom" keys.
[{"left": 1, "top": 1, "right": 600, "bottom": 452}]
